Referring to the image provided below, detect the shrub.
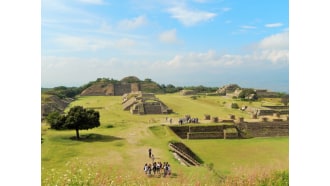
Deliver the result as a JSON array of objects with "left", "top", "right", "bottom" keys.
[{"left": 231, "top": 103, "right": 239, "bottom": 109}]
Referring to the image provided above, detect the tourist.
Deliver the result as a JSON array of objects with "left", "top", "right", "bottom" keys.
[
  {"left": 151, "top": 154, "right": 155, "bottom": 163},
  {"left": 148, "top": 148, "right": 152, "bottom": 158},
  {"left": 143, "top": 163, "right": 148, "bottom": 174}
]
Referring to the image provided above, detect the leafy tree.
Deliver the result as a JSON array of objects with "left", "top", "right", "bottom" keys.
[
  {"left": 48, "top": 106, "right": 100, "bottom": 139},
  {"left": 64, "top": 106, "right": 100, "bottom": 139},
  {"left": 46, "top": 111, "right": 66, "bottom": 130},
  {"left": 238, "top": 88, "right": 257, "bottom": 100}
]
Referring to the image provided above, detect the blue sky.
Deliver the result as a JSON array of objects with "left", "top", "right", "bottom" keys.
[{"left": 41, "top": 0, "right": 289, "bottom": 92}]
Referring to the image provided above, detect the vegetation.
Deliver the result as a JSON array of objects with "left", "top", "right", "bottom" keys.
[
  {"left": 238, "top": 88, "right": 257, "bottom": 100},
  {"left": 42, "top": 94, "right": 288, "bottom": 185},
  {"left": 47, "top": 106, "right": 100, "bottom": 139}
]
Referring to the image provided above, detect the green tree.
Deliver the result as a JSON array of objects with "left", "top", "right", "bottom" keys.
[
  {"left": 46, "top": 111, "right": 66, "bottom": 130},
  {"left": 238, "top": 88, "right": 257, "bottom": 100},
  {"left": 48, "top": 106, "right": 100, "bottom": 139}
]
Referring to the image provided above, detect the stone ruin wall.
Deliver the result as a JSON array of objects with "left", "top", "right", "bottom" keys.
[
  {"left": 245, "top": 106, "right": 289, "bottom": 116},
  {"left": 114, "top": 84, "right": 131, "bottom": 96},
  {"left": 237, "top": 121, "right": 289, "bottom": 137},
  {"left": 169, "top": 125, "right": 238, "bottom": 139},
  {"left": 130, "top": 83, "right": 140, "bottom": 92},
  {"left": 81, "top": 83, "right": 140, "bottom": 96},
  {"left": 143, "top": 102, "right": 162, "bottom": 114},
  {"left": 169, "top": 121, "right": 288, "bottom": 139}
]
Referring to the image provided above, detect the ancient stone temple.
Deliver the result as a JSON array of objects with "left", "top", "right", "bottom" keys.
[
  {"left": 122, "top": 92, "right": 172, "bottom": 115},
  {"left": 80, "top": 82, "right": 140, "bottom": 96}
]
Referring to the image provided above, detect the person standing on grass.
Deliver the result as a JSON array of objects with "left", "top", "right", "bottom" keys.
[
  {"left": 151, "top": 154, "right": 155, "bottom": 163},
  {"left": 148, "top": 148, "right": 152, "bottom": 158},
  {"left": 144, "top": 163, "right": 148, "bottom": 174}
]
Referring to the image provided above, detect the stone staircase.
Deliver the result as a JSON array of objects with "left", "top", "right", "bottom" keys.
[{"left": 168, "top": 142, "right": 201, "bottom": 166}]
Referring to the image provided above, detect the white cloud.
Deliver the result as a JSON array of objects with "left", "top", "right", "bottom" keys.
[
  {"left": 159, "top": 29, "right": 178, "bottom": 43},
  {"left": 258, "top": 31, "right": 289, "bottom": 50},
  {"left": 54, "top": 35, "right": 137, "bottom": 51},
  {"left": 240, "top": 25, "right": 257, "bottom": 29},
  {"left": 115, "top": 38, "right": 135, "bottom": 48},
  {"left": 265, "top": 22, "right": 283, "bottom": 28},
  {"left": 164, "top": 50, "right": 243, "bottom": 69},
  {"left": 77, "top": 0, "right": 105, "bottom": 5},
  {"left": 167, "top": 5, "right": 216, "bottom": 26},
  {"left": 55, "top": 35, "right": 111, "bottom": 51},
  {"left": 118, "top": 15, "right": 147, "bottom": 30},
  {"left": 161, "top": 31, "right": 289, "bottom": 69}
]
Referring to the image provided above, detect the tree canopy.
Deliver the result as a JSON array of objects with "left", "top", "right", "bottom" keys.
[{"left": 47, "top": 106, "right": 100, "bottom": 139}]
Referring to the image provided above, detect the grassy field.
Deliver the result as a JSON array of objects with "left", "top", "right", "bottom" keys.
[{"left": 41, "top": 94, "right": 288, "bottom": 185}]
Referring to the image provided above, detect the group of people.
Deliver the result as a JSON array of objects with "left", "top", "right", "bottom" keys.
[
  {"left": 143, "top": 161, "right": 171, "bottom": 177},
  {"left": 178, "top": 115, "right": 199, "bottom": 125},
  {"left": 145, "top": 148, "right": 172, "bottom": 177}
]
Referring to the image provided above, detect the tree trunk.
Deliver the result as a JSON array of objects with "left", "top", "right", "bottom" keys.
[{"left": 76, "top": 128, "right": 80, "bottom": 140}]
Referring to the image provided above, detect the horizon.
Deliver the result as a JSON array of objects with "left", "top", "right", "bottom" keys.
[
  {"left": 42, "top": 0, "right": 288, "bottom": 93},
  {"left": 41, "top": 75, "right": 288, "bottom": 94}
]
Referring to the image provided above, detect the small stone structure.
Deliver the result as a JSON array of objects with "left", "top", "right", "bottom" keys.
[
  {"left": 204, "top": 114, "right": 211, "bottom": 120},
  {"left": 212, "top": 117, "right": 219, "bottom": 123},
  {"left": 122, "top": 92, "right": 172, "bottom": 115},
  {"left": 180, "top": 90, "right": 197, "bottom": 96},
  {"left": 216, "top": 84, "right": 241, "bottom": 96}
]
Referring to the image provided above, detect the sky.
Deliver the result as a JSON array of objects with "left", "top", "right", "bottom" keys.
[{"left": 42, "top": 0, "right": 289, "bottom": 92}]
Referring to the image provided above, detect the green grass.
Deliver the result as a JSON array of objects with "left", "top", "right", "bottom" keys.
[{"left": 42, "top": 95, "right": 288, "bottom": 185}]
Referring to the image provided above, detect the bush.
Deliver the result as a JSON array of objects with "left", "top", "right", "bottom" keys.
[{"left": 231, "top": 103, "right": 239, "bottom": 109}]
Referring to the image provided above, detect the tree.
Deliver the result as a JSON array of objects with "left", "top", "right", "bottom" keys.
[
  {"left": 238, "top": 89, "right": 257, "bottom": 100},
  {"left": 48, "top": 106, "right": 100, "bottom": 139}
]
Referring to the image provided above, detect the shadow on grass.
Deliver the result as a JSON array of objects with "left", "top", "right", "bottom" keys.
[{"left": 69, "top": 133, "right": 123, "bottom": 142}]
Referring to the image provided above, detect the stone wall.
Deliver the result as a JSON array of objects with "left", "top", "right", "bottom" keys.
[
  {"left": 143, "top": 102, "right": 162, "bottom": 114},
  {"left": 130, "top": 83, "right": 140, "bottom": 92},
  {"left": 81, "top": 82, "right": 141, "bottom": 96},
  {"left": 114, "top": 84, "right": 131, "bottom": 96},
  {"left": 169, "top": 126, "right": 189, "bottom": 139},
  {"left": 187, "top": 132, "right": 224, "bottom": 139},
  {"left": 169, "top": 125, "right": 237, "bottom": 139},
  {"left": 169, "top": 121, "right": 288, "bottom": 139},
  {"left": 263, "top": 106, "right": 289, "bottom": 110},
  {"left": 236, "top": 121, "right": 289, "bottom": 137}
]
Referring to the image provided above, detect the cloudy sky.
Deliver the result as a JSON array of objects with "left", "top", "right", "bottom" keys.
[{"left": 41, "top": 0, "right": 289, "bottom": 92}]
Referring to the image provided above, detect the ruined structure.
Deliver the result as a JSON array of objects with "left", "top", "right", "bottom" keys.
[
  {"left": 80, "top": 82, "right": 140, "bottom": 96},
  {"left": 245, "top": 105, "right": 289, "bottom": 117},
  {"left": 216, "top": 84, "right": 241, "bottom": 96},
  {"left": 254, "top": 89, "right": 279, "bottom": 98},
  {"left": 169, "top": 115, "right": 289, "bottom": 139},
  {"left": 122, "top": 92, "right": 172, "bottom": 115},
  {"left": 41, "top": 95, "right": 73, "bottom": 120},
  {"left": 180, "top": 90, "right": 197, "bottom": 96}
]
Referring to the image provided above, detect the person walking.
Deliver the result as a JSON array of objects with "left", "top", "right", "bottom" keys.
[{"left": 148, "top": 148, "right": 152, "bottom": 158}]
